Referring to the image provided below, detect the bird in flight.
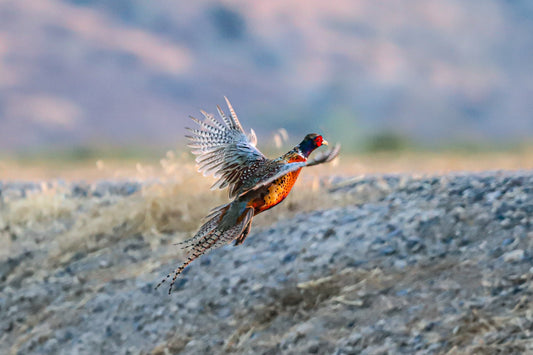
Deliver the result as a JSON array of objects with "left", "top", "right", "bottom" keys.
[{"left": 156, "top": 97, "right": 340, "bottom": 294}]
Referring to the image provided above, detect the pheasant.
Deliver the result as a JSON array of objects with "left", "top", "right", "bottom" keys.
[{"left": 156, "top": 97, "right": 340, "bottom": 294}]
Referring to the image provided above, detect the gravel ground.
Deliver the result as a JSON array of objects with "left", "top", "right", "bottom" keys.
[{"left": 1, "top": 171, "right": 532, "bottom": 354}]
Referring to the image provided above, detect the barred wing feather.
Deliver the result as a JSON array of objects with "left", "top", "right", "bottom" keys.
[
  {"left": 237, "top": 161, "right": 307, "bottom": 197},
  {"left": 186, "top": 97, "right": 268, "bottom": 198}
]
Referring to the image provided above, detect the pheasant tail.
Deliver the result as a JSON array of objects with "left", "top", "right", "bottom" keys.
[{"left": 156, "top": 201, "right": 254, "bottom": 294}]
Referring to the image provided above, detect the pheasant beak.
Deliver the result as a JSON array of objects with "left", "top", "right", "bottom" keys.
[{"left": 322, "top": 139, "right": 328, "bottom": 146}]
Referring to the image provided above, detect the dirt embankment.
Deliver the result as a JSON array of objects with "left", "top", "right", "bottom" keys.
[{"left": 1, "top": 172, "right": 532, "bottom": 354}]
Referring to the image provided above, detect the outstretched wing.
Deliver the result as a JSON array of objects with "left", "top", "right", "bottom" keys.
[
  {"left": 186, "top": 97, "right": 268, "bottom": 198},
  {"left": 306, "top": 143, "right": 341, "bottom": 167}
]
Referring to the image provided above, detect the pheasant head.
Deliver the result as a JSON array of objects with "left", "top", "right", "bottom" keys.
[{"left": 298, "top": 133, "right": 328, "bottom": 158}]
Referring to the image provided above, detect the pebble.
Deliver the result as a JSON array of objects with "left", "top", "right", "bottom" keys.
[
  {"left": 486, "top": 191, "right": 501, "bottom": 203},
  {"left": 503, "top": 249, "right": 525, "bottom": 263},
  {"left": 501, "top": 238, "right": 514, "bottom": 247},
  {"left": 378, "top": 244, "right": 396, "bottom": 255},
  {"left": 394, "top": 259, "right": 407, "bottom": 269}
]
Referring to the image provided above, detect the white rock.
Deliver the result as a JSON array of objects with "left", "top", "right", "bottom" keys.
[{"left": 503, "top": 249, "right": 524, "bottom": 263}]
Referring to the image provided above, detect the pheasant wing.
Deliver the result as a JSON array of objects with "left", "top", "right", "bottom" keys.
[
  {"left": 306, "top": 143, "right": 341, "bottom": 167},
  {"left": 237, "top": 161, "right": 307, "bottom": 197},
  {"left": 187, "top": 97, "right": 268, "bottom": 198}
]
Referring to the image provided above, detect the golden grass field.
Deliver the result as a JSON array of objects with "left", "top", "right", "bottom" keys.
[
  {"left": 1, "top": 149, "right": 532, "bottom": 263},
  {"left": 2, "top": 149, "right": 533, "bottom": 181}
]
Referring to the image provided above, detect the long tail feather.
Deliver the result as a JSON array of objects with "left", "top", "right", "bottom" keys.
[
  {"left": 156, "top": 230, "right": 221, "bottom": 294},
  {"left": 172, "top": 204, "right": 229, "bottom": 250},
  {"left": 156, "top": 203, "right": 254, "bottom": 294}
]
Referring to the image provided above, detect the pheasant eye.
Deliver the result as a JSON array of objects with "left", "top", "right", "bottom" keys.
[{"left": 314, "top": 136, "right": 323, "bottom": 146}]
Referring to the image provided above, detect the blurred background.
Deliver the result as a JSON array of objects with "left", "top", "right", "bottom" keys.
[{"left": 0, "top": 0, "right": 532, "bottom": 174}]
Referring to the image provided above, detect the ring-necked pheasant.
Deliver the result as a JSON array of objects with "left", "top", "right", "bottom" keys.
[{"left": 156, "top": 97, "right": 340, "bottom": 294}]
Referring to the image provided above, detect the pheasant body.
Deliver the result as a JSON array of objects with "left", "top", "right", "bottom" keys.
[
  {"left": 156, "top": 98, "right": 340, "bottom": 294},
  {"left": 246, "top": 151, "right": 306, "bottom": 214}
]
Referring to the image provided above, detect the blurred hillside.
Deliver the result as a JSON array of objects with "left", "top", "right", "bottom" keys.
[{"left": 0, "top": 0, "right": 532, "bottom": 153}]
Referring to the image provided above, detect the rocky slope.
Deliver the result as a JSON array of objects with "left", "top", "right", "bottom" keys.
[{"left": 0, "top": 171, "right": 532, "bottom": 354}]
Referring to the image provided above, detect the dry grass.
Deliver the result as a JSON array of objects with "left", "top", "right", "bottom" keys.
[
  {"left": 1, "top": 148, "right": 532, "bottom": 270},
  {"left": 1, "top": 148, "right": 533, "bottom": 181},
  {"left": 0, "top": 151, "right": 348, "bottom": 267},
  {"left": 221, "top": 262, "right": 533, "bottom": 354}
]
